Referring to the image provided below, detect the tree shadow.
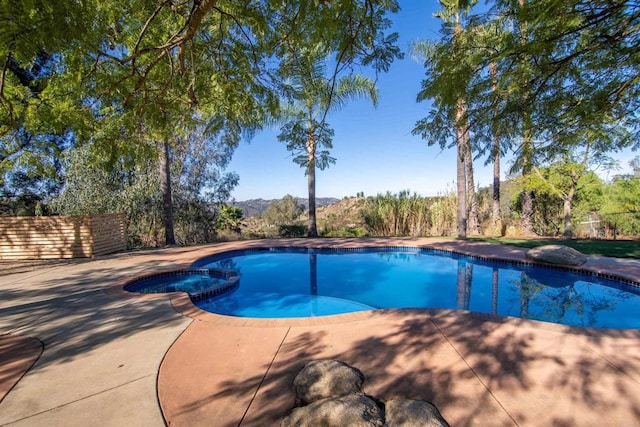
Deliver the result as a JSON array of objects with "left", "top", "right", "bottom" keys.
[
  {"left": 3, "top": 239, "right": 638, "bottom": 426},
  {"left": 179, "top": 309, "right": 640, "bottom": 427},
  {"left": 0, "top": 251, "right": 193, "bottom": 370}
]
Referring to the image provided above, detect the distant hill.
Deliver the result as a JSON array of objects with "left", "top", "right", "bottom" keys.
[
  {"left": 232, "top": 197, "right": 340, "bottom": 217},
  {"left": 315, "top": 197, "right": 367, "bottom": 229}
]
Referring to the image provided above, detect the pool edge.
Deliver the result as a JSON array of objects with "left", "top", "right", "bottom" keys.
[{"left": 113, "top": 238, "right": 640, "bottom": 334}]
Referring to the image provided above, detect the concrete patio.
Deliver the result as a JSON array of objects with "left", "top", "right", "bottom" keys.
[{"left": 1, "top": 238, "right": 640, "bottom": 426}]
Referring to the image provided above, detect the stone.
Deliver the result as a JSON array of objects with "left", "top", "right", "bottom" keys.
[
  {"left": 293, "top": 359, "right": 365, "bottom": 405},
  {"left": 281, "top": 393, "right": 384, "bottom": 427},
  {"left": 385, "top": 398, "right": 450, "bottom": 427},
  {"left": 283, "top": 360, "right": 450, "bottom": 427},
  {"left": 525, "top": 244, "right": 587, "bottom": 266}
]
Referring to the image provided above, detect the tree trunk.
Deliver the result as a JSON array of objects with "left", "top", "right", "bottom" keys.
[
  {"left": 492, "top": 151, "right": 502, "bottom": 234},
  {"left": 519, "top": 107, "right": 534, "bottom": 235},
  {"left": 490, "top": 62, "right": 502, "bottom": 235},
  {"left": 520, "top": 188, "right": 534, "bottom": 235},
  {"left": 159, "top": 140, "right": 176, "bottom": 246},
  {"left": 563, "top": 197, "right": 573, "bottom": 237},
  {"left": 464, "top": 133, "right": 481, "bottom": 235},
  {"left": 563, "top": 183, "right": 576, "bottom": 237},
  {"left": 307, "top": 131, "right": 318, "bottom": 237},
  {"left": 518, "top": 0, "right": 535, "bottom": 236},
  {"left": 456, "top": 99, "right": 467, "bottom": 239}
]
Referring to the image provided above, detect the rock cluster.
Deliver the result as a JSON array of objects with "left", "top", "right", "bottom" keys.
[
  {"left": 281, "top": 359, "right": 449, "bottom": 427},
  {"left": 525, "top": 244, "right": 587, "bottom": 266}
]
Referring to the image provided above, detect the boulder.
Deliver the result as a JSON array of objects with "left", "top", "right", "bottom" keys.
[
  {"left": 293, "top": 359, "right": 365, "bottom": 405},
  {"left": 283, "top": 360, "right": 450, "bottom": 427},
  {"left": 385, "top": 398, "right": 450, "bottom": 427},
  {"left": 525, "top": 244, "right": 587, "bottom": 266},
  {"left": 281, "top": 393, "right": 384, "bottom": 427}
]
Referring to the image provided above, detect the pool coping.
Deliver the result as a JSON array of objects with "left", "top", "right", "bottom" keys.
[{"left": 110, "top": 237, "right": 640, "bottom": 335}]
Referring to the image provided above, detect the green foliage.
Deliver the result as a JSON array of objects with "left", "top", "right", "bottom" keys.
[
  {"left": 0, "top": 0, "right": 91, "bottom": 133},
  {"left": 428, "top": 190, "right": 458, "bottom": 236},
  {"left": 278, "top": 224, "right": 307, "bottom": 238},
  {"left": 601, "top": 158, "right": 640, "bottom": 235},
  {"left": 215, "top": 205, "right": 244, "bottom": 233},
  {"left": 278, "top": 118, "right": 336, "bottom": 172},
  {"left": 512, "top": 163, "right": 605, "bottom": 236},
  {"left": 50, "top": 126, "right": 238, "bottom": 248},
  {"left": 362, "top": 191, "right": 432, "bottom": 237},
  {"left": 262, "top": 195, "right": 305, "bottom": 226},
  {"left": 50, "top": 144, "right": 162, "bottom": 247},
  {"left": 413, "top": 0, "right": 638, "bottom": 238},
  {"left": 322, "top": 226, "right": 367, "bottom": 238},
  {"left": 173, "top": 200, "right": 217, "bottom": 246}
]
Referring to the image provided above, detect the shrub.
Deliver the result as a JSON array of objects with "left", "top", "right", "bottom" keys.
[
  {"left": 322, "top": 226, "right": 367, "bottom": 238},
  {"left": 362, "top": 191, "right": 431, "bottom": 236},
  {"left": 279, "top": 224, "right": 307, "bottom": 238}
]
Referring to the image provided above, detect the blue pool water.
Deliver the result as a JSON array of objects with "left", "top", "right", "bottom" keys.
[
  {"left": 191, "top": 247, "right": 640, "bottom": 328},
  {"left": 128, "top": 247, "right": 640, "bottom": 328}
]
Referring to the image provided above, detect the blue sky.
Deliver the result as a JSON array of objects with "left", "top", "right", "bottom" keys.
[{"left": 227, "top": 2, "right": 636, "bottom": 201}]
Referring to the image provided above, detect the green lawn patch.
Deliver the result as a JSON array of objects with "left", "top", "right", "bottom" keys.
[{"left": 471, "top": 237, "right": 640, "bottom": 259}]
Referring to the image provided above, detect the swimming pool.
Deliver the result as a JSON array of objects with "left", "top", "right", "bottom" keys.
[{"left": 127, "top": 247, "right": 640, "bottom": 328}]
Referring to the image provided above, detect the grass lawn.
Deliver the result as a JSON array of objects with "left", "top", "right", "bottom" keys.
[{"left": 471, "top": 237, "right": 640, "bottom": 259}]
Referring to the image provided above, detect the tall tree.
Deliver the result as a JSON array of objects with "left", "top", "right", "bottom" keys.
[
  {"left": 51, "top": 123, "right": 239, "bottom": 247},
  {"left": 158, "top": 139, "right": 175, "bottom": 245},
  {"left": 1, "top": 2, "right": 93, "bottom": 213},
  {"left": 515, "top": 0, "right": 536, "bottom": 236},
  {"left": 602, "top": 157, "right": 640, "bottom": 236},
  {"left": 491, "top": 0, "right": 639, "bottom": 233},
  {"left": 490, "top": 61, "right": 502, "bottom": 233},
  {"left": 270, "top": 1, "right": 401, "bottom": 237},
  {"left": 523, "top": 123, "right": 622, "bottom": 236},
  {"left": 413, "top": 0, "right": 478, "bottom": 239},
  {"left": 277, "top": 52, "right": 379, "bottom": 237}
]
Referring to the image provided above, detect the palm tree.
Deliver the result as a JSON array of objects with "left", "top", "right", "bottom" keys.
[
  {"left": 433, "top": 0, "right": 478, "bottom": 239},
  {"left": 490, "top": 61, "right": 502, "bottom": 234},
  {"left": 277, "top": 51, "right": 378, "bottom": 237}
]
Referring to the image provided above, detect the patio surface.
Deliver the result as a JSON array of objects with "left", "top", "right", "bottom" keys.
[{"left": 1, "top": 238, "right": 639, "bottom": 426}]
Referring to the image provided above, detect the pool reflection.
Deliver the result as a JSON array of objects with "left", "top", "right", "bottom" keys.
[{"left": 194, "top": 248, "right": 640, "bottom": 328}]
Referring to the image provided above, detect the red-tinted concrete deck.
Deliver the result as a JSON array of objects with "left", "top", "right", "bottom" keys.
[
  {"left": 157, "top": 239, "right": 640, "bottom": 427},
  {"left": 0, "top": 335, "right": 42, "bottom": 404}
]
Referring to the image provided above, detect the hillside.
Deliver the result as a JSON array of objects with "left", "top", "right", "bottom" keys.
[
  {"left": 315, "top": 197, "right": 367, "bottom": 230},
  {"left": 232, "top": 197, "right": 340, "bottom": 217},
  {"left": 232, "top": 197, "right": 367, "bottom": 238}
]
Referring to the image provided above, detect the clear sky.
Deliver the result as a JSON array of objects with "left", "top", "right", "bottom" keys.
[{"left": 227, "top": 2, "right": 636, "bottom": 202}]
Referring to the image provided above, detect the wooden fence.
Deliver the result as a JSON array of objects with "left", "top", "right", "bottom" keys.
[{"left": 0, "top": 213, "right": 126, "bottom": 260}]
